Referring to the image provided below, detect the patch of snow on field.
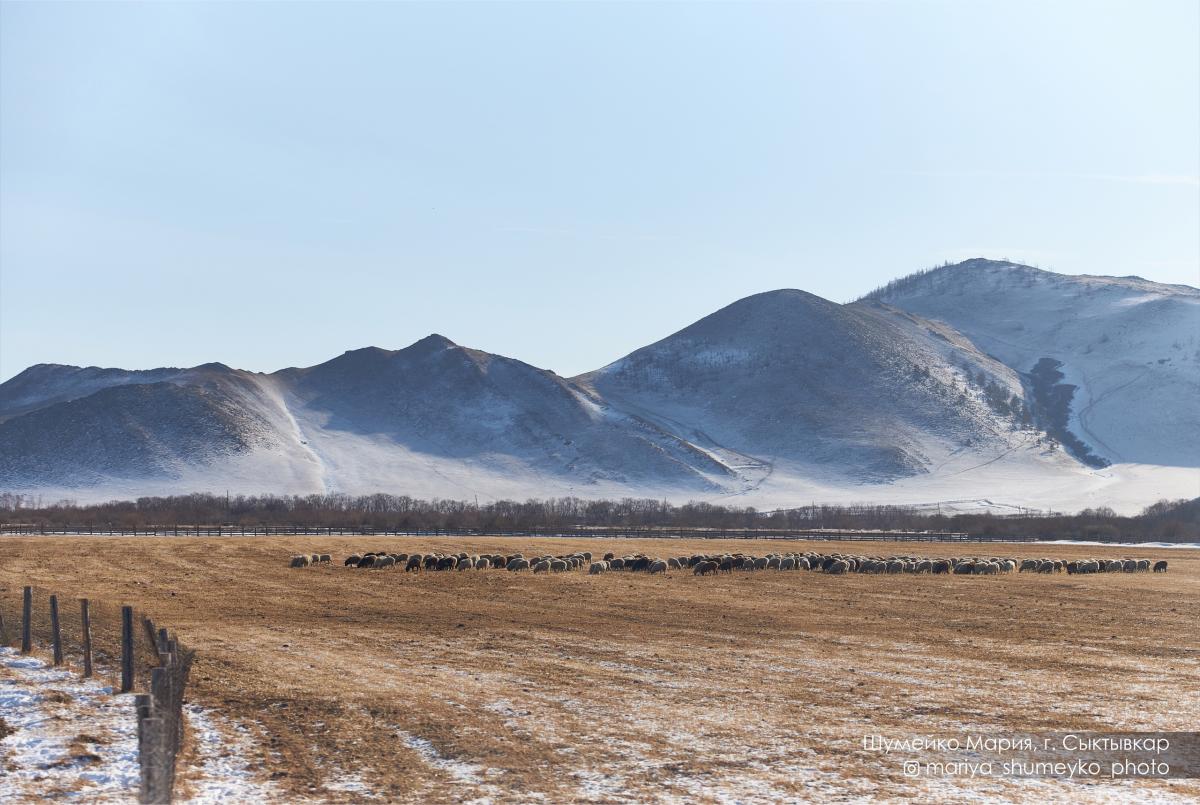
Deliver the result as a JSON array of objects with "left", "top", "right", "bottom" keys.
[
  {"left": 183, "top": 703, "right": 278, "bottom": 802},
  {"left": 1032, "top": 541, "right": 1200, "bottom": 549},
  {"left": 393, "top": 727, "right": 503, "bottom": 802},
  {"left": 0, "top": 649, "right": 277, "bottom": 803},
  {"left": 0, "top": 647, "right": 138, "bottom": 801}
]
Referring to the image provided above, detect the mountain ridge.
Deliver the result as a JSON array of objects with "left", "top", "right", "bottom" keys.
[{"left": 3, "top": 259, "right": 1196, "bottom": 513}]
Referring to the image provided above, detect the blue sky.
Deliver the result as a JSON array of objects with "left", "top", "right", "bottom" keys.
[{"left": 1, "top": 1, "right": 1197, "bottom": 381}]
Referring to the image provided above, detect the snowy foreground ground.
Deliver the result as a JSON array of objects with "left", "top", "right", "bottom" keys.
[{"left": 0, "top": 648, "right": 273, "bottom": 803}]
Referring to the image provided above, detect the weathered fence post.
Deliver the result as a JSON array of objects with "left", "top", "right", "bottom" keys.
[
  {"left": 80, "top": 598, "right": 93, "bottom": 677},
  {"left": 21, "top": 586, "right": 32, "bottom": 653},
  {"left": 121, "top": 605, "right": 135, "bottom": 693},
  {"left": 143, "top": 617, "right": 158, "bottom": 657},
  {"left": 139, "top": 710, "right": 167, "bottom": 803},
  {"left": 49, "top": 594, "right": 63, "bottom": 665}
]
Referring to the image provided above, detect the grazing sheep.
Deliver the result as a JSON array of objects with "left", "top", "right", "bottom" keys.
[
  {"left": 289, "top": 555, "right": 311, "bottom": 568},
  {"left": 375, "top": 555, "right": 397, "bottom": 570},
  {"left": 779, "top": 557, "right": 796, "bottom": 571},
  {"left": 550, "top": 559, "right": 569, "bottom": 573},
  {"left": 1154, "top": 560, "right": 1168, "bottom": 573},
  {"left": 667, "top": 557, "right": 682, "bottom": 570},
  {"left": 507, "top": 558, "right": 531, "bottom": 572},
  {"left": 533, "top": 560, "right": 551, "bottom": 574},
  {"left": 318, "top": 554, "right": 331, "bottom": 564},
  {"left": 648, "top": 560, "right": 668, "bottom": 574},
  {"left": 1136, "top": 559, "right": 1151, "bottom": 572},
  {"left": 405, "top": 556, "right": 422, "bottom": 572},
  {"left": 356, "top": 555, "right": 377, "bottom": 569},
  {"left": 437, "top": 556, "right": 457, "bottom": 571},
  {"left": 589, "top": 561, "right": 607, "bottom": 575},
  {"left": 456, "top": 557, "right": 473, "bottom": 571},
  {"left": 827, "top": 559, "right": 849, "bottom": 575},
  {"left": 345, "top": 554, "right": 362, "bottom": 567},
  {"left": 693, "top": 560, "right": 718, "bottom": 576},
  {"left": 475, "top": 557, "right": 491, "bottom": 569},
  {"left": 609, "top": 558, "right": 625, "bottom": 571}
]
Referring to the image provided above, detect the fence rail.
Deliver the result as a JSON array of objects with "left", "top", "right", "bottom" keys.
[
  {"left": 0, "top": 583, "right": 193, "bottom": 803},
  {"left": 0, "top": 523, "right": 1054, "bottom": 541}
]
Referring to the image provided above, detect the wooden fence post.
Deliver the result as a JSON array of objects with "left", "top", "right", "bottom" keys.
[
  {"left": 21, "top": 586, "right": 32, "bottom": 654},
  {"left": 139, "top": 712, "right": 166, "bottom": 804},
  {"left": 0, "top": 609, "right": 7, "bottom": 646},
  {"left": 80, "top": 599, "right": 93, "bottom": 677},
  {"left": 49, "top": 594, "right": 63, "bottom": 665},
  {"left": 121, "top": 605, "right": 134, "bottom": 693},
  {"left": 143, "top": 617, "right": 158, "bottom": 655}
]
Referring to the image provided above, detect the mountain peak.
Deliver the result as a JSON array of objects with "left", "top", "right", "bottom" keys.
[
  {"left": 864, "top": 258, "right": 1198, "bottom": 302},
  {"left": 409, "top": 333, "right": 458, "bottom": 352},
  {"left": 190, "top": 361, "right": 234, "bottom": 373}
]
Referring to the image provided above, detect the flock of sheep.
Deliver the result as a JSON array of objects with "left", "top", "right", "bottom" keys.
[
  {"left": 287, "top": 549, "right": 1168, "bottom": 575},
  {"left": 289, "top": 553, "right": 331, "bottom": 567}
]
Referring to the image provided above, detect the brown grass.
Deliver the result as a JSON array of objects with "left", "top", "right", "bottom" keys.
[{"left": 1, "top": 535, "right": 1197, "bottom": 802}]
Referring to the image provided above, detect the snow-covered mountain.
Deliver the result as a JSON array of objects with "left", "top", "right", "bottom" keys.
[
  {"left": 577, "top": 289, "right": 1031, "bottom": 488},
  {"left": 2, "top": 260, "right": 1196, "bottom": 512},
  {"left": 865, "top": 259, "right": 1200, "bottom": 469}
]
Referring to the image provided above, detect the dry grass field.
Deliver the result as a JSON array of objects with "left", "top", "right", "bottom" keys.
[{"left": 1, "top": 535, "right": 1198, "bottom": 803}]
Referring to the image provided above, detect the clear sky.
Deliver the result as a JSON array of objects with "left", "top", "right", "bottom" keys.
[{"left": 1, "top": 1, "right": 1197, "bottom": 382}]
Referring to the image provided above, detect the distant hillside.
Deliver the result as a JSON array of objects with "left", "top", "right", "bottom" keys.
[
  {"left": 867, "top": 258, "right": 1200, "bottom": 468},
  {"left": 577, "top": 289, "right": 1030, "bottom": 485},
  {"left": 2, "top": 259, "right": 1196, "bottom": 513}
]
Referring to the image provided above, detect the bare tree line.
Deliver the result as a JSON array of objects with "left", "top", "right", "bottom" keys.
[{"left": 1, "top": 492, "right": 1196, "bottom": 542}]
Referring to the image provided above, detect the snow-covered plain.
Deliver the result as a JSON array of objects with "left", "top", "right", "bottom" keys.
[
  {"left": 0, "top": 648, "right": 137, "bottom": 801},
  {"left": 0, "top": 648, "right": 274, "bottom": 803}
]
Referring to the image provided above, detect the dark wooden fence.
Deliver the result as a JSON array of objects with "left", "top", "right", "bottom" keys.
[
  {"left": 0, "top": 523, "right": 1042, "bottom": 541},
  {"left": 135, "top": 628, "right": 194, "bottom": 804},
  {"left": 0, "top": 584, "right": 193, "bottom": 803}
]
